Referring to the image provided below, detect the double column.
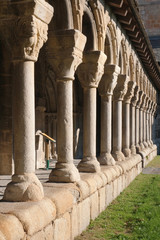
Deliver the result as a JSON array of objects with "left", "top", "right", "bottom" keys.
[
  {"left": 1, "top": 0, "right": 53, "bottom": 201},
  {"left": 112, "top": 74, "right": 129, "bottom": 161},
  {"left": 139, "top": 93, "right": 146, "bottom": 150},
  {"left": 98, "top": 64, "right": 120, "bottom": 165},
  {"left": 122, "top": 81, "right": 136, "bottom": 157},
  {"left": 135, "top": 90, "right": 143, "bottom": 152},
  {"left": 48, "top": 30, "right": 86, "bottom": 182},
  {"left": 77, "top": 51, "right": 107, "bottom": 172}
]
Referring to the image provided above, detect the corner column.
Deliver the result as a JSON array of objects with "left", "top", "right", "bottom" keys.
[
  {"left": 122, "top": 81, "right": 136, "bottom": 157},
  {"left": 2, "top": 0, "right": 53, "bottom": 201},
  {"left": 112, "top": 74, "right": 129, "bottom": 161},
  {"left": 98, "top": 64, "right": 120, "bottom": 165},
  {"left": 48, "top": 30, "right": 86, "bottom": 182},
  {"left": 77, "top": 51, "right": 107, "bottom": 172}
]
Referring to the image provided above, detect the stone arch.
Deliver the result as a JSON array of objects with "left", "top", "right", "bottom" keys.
[
  {"left": 88, "top": 0, "right": 105, "bottom": 51},
  {"left": 49, "top": 0, "right": 74, "bottom": 30},
  {"left": 135, "top": 61, "right": 140, "bottom": 87},
  {"left": 105, "top": 21, "right": 118, "bottom": 64},
  {"left": 118, "top": 39, "right": 128, "bottom": 74},
  {"left": 129, "top": 53, "right": 135, "bottom": 82},
  {"left": 139, "top": 69, "right": 144, "bottom": 91},
  {"left": 82, "top": 4, "right": 98, "bottom": 51}
]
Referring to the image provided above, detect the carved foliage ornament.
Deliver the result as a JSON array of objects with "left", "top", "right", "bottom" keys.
[
  {"left": 124, "top": 81, "right": 136, "bottom": 103},
  {"left": 71, "top": 0, "right": 85, "bottom": 31},
  {"left": 13, "top": 15, "right": 48, "bottom": 61}
]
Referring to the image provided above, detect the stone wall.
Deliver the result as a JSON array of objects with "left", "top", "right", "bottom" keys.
[{"left": 0, "top": 149, "right": 157, "bottom": 240}]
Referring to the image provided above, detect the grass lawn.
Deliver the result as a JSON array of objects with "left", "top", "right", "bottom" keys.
[{"left": 75, "top": 156, "right": 160, "bottom": 240}]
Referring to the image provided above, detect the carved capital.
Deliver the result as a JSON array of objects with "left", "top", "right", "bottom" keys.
[
  {"left": 136, "top": 90, "right": 144, "bottom": 108},
  {"left": 0, "top": 0, "right": 53, "bottom": 62},
  {"left": 124, "top": 81, "right": 136, "bottom": 104},
  {"left": 113, "top": 74, "right": 129, "bottom": 101},
  {"left": 131, "top": 85, "right": 139, "bottom": 106},
  {"left": 47, "top": 29, "right": 86, "bottom": 80},
  {"left": 77, "top": 51, "right": 107, "bottom": 88},
  {"left": 98, "top": 64, "right": 120, "bottom": 97}
]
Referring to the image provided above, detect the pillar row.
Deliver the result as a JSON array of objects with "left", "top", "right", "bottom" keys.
[
  {"left": 77, "top": 51, "right": 107, "bottom": 172},
  {"left": 112, "top": 74, "right": 129, "bottom": 161},
  {"left": 1, "top": 0, "right": 53, "bottom": 201},
  {"left": 48, "top": 29, "right": 86, "bottom": 182},
  {"left": 98, "top": 64, "right": 120, "bottom": 165},
  {"left": 139, "top": 93, "right": 146, "bottom": 151},
  {"left": 135, "top": 90, "right": 143, "bottom": 153}
]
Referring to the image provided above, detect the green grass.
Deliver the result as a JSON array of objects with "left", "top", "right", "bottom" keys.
[{"left": 75, "top": 156, "right": 160, "bottom": 240}]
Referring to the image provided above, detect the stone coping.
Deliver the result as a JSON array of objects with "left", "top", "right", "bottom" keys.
[{"left": 0, "top": 147, "right": 157, "bottom": 240}]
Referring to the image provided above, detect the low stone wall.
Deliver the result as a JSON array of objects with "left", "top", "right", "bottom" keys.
[{"left": 0, "top": 146, "right": 157, "bottom": 240}]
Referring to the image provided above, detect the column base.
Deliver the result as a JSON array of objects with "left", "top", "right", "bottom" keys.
[
  {"left": 140, "top": 143, "right": 145, "bottom": 150},
  {"left": 143, "top": 141, "right": 148, "bottom": 148},
  {"left": 123, "top": 148, "right": 131, "bottom": 157},
  {"left": 147, "top": 141, "right": 152, "bottom": 148},
  {"left": 77, "top": 156, "right": 101, "bottom": 173},
  {"left": 49, "top": 162, "right": 80, "bottom": 183},
  {"left": 3, "top": 173, "right": 44, "bottom": 202},
  {"left": 131, "top": 145, "right": 136, "bottom": 155},
  {"left": 98, "top": 153, "right": 116, "bottom": 166},
  {"left": 112, "top": 151, "right": 125, "bottom": 161},
  {"left": 136, "top": 144, "right": 141, "bottom": 153}
]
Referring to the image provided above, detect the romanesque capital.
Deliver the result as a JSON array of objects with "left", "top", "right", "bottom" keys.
[
  {"left": 47, "top": 29, "right": 86, "bottom": 80},
  {"left": 131, "top": 85, "right": 139, "bottom": 107},
  {"left": 123, "top": 81, "right": 136, "bottom": 104},
  {"left": 113, "top": 74, "right": 129, "bottom": 101},
  {"left": 77, "top": 51, "right": 107, "bottom": 88},
  {"left": 0, "top": 0, "right": 53, "bottom": 62},
  {"left": 98, "top": 64, "right": 120, "bottom": 97},
  {"left": 136, "top": 90, "right": 144, "bottom": 108}
]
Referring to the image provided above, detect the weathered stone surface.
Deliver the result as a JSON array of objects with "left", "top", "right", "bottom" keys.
[
  {"left": 78, "top": 198, "right": 90, "bottom": 234},
  {"left": 90, "top": 192, "right": 99, "bottom": 220},
  {"left": 99, "top": 187, "right": 106, "bottom": 212},
  {"left": 0, "top": 213, "right": 25, "bottom": 240},
  {"left": 53, "top": 213, "right": 71, "bottom": 240},
  {"left": 44, "top": 187, "right": 74, "bottom": 217},
  {"left": 8, "top": 198, "right": 56, "bottom": 236}
]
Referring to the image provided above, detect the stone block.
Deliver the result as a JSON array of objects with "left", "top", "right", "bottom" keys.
[
  {"left": 44, "top": 223, "right": 54, "bottom": 240},
  {"left": 113, "top": 178, "right": 118, "bottom": 199},
  {"left": 53, "top": 212, "right": 70, "bottom": 240},
  {"left": 30, "top": 230, "right": 45, "bottom": 240},
  {"left": 105, "top": 182, "right": 113, "bottom": 207},
  {"left": 71, "top": 205, "right": 79, "bottom": 240},
  {"left": 78, "top": 198, "right": 90, "bottom": 234},
  {"left": 76, "top": 180, "right": 90, "bottom": 200},
  {"left": 44, "top": 187, "right": 74, "bottom": 217},
  {"left": 98, "top": 171, "right": 108, "bottom": 186},
  {"left": 90, "top": 192, "right": 99, "bottom": 220},
  {"left": 0, "top": 213, "right": 25, "bottom": 240},
  {"left": 99, "top": 187, "right": 106, "bottom": 212},
  {"left": 82, "top": 175, "right": 97, "bottom": 194},
  {"left": 9, "top": 198, "right": 56, "bottom": 236}
]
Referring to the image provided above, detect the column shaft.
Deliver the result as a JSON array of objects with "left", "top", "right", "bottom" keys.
[
  {"left": 112, "top": 100, "right": 125, "bottom": 161},
  {"left": 122, "top": 102, "right": 131, "bottom": 157},
  {"left": 14, "top": 61, "right": 35, "bottom": 174},
  {"left": 139, "top": 109, "right": 144, "bottom": 149},
  {"left": 130, "top": 104, "right": 136, "bottom": 154},
  {"left": 135, "top": 107, "right": 140, "bottom": 151},
  {"left": 98, "top": 95, "right": 115, "bottom": 165}
]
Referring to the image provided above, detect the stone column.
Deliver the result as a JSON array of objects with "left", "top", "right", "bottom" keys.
[
  {"left": 130, "top": 86, "right": 139, "bottom": 154},
  {"left": 1, "top": 0, "right": 53, "bottom": 201},
  {"left": 98, "top": 64, "right": 120, "bottom": 165},
  {"left": 143, "top": 97, "right": 148, "bottom": 148},
  {"left": 112, "top": 74, "right": 129, "bottom": 161},
  {"left": 135, "top": 90, "right": 143, "bottom": 152},
  {"left": 47, "top": 30, "right": 86, "bottom": 182},
  {"left": 77, "top": 51, "right": 107, "bottom": 172},
  {"left": 150, "top": 102, "right": 154, "bottom": 145},
  {"left": 122, "top": 81, "right": 136, "bottom": 157},
  {"left": 139, "top": 93, "right": 146, "bottom": 150},
  {"left": 146, "top": 100, "right": 152, "bottom": 147}
]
